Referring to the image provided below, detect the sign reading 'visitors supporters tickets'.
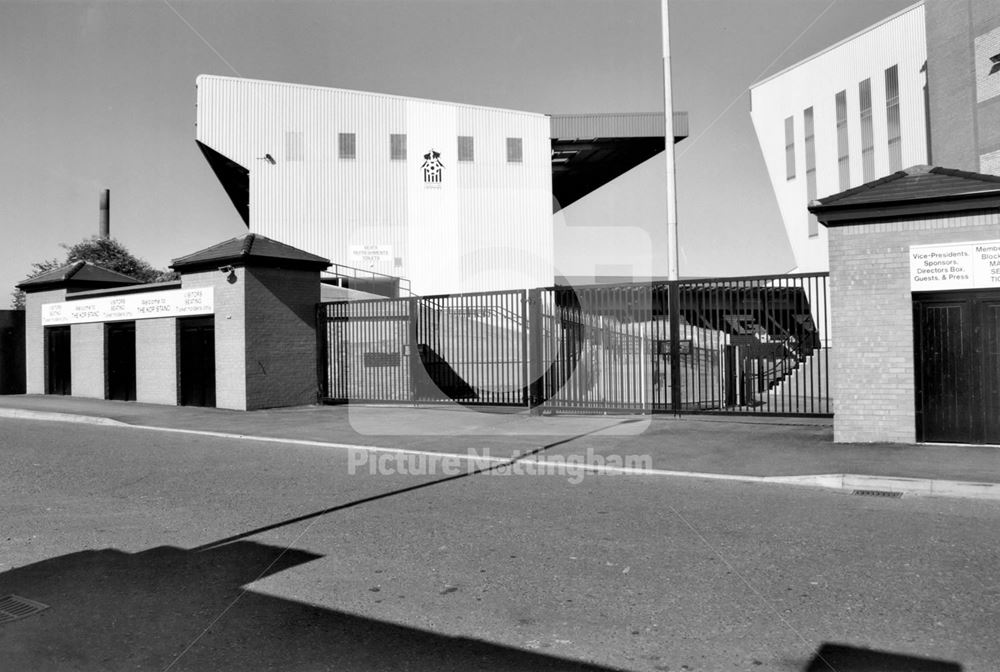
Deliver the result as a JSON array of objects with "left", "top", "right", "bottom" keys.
[
  {"left": 909, "top": 240, "right": 1000, "bottom": 291},
  {"left": 41, "top": 287, "right": 214, "bottom": 326}
]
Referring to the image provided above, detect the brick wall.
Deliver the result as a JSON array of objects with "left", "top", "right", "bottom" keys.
[
  {"left": 24, "top": 289, "right": 66, "bottom": 394},
  {"left": 21, "top": 263, "right": 324, "bottom": 411},
  {"left": 925, "top": 0, "right": 979, "bottom": 171},
  {"left": 828, "top": 210, "right": 1000, "bottom": 442},
  {"left": 243, "top": 267, "right": 320, "bottom": 410},
  {"left": 70, "top": 322, "right": 104, "bottom": 399},
  {"left": 136, "top": 318, "right": 177, "bottom": 405},
  {"left": 182, "top": 269, "right": 246, "bottom": 410}
]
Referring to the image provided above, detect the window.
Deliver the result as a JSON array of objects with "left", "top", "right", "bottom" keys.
[
  {"left": 885, "top": 65, "right": 902, "bottom": 172},
  {"left": 390, "top": 134, "right": 406, "bottom": 160},
  {"left": 458, "top": 135, "right": 474, "bottom": 162},
  {"left": 859, "top": 78, "right": 874, "bottom": 182},
  {"left": 835, "top": 90, "right": 850, "bottom": 190},
  {"left": 804, "top": 107, "right": 818, "bottom": 237},
  {"left": 338, "top": 132, "right": 356, "bottom": 160},
  {"left": 506, "top": 137, "right": 522, "bottom": 163},
  {"left": 784, "top": 116, "right": 795, "bottom": 180},
  {"left": 285, "top": 131, "right": 303, "bottom": 162}
]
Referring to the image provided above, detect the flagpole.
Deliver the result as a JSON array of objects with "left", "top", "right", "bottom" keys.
[{"left": 662, "top": 0, "right": 679, "bottom": 281}]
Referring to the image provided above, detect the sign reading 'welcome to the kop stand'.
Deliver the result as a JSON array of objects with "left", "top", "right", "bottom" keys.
[
  {"left": 41, "top": 287, "right": 214, "bottom": 326},
  {"left": 909, "top": 240, "right": 1000, "bottom": 291}
]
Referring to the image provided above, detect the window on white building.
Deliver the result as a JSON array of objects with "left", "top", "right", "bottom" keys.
[
  {"left": 506, "top": 137, "right": 522, "bottom": 163},
  {"left": 458, "top": 136, "right": 474, "bottom": 162},
  {"left": 390, "top": 134, "right": 406, "bottom": 160},
  {"left": 285, "top": 131, "right": 304, "bottom": 162},
  {"left": 804, "top": 107, "right": 818, "bottom": 237},
  {"left": 339, "top": 133, "right": 356, "bottom": 160},
  {"left": 784, "top": 116, "right": 795, "bottom": 180},
  {"left": 836, "top": 90, "right": 850, "bottom": 190},
  {"left": 859, "top": 79, "right": 874, "bottom": 182},
  {"left": 885, "top": 65, "right": 902, "bottom": 172}
]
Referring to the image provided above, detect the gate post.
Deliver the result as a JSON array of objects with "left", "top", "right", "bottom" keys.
[
  {"left": 528, "top": 288, "right": 543, "bottom": 414},
  {"left": 668, "top": 281, "right": 682, "bottom": 414},
  {"left": 315, "top": 303, "right": 327, "bottom": 401},
  {"left": 407, "top": 296, "right": 418, "bottom": 404}
]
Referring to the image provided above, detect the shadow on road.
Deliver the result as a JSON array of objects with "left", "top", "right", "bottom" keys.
[
  {"left": 803, "top": 642, "right": 962, "bottom": 671},
  {"left": 0, "top": 540, "right": 622, "bottom": 671},
  {"left": 196, "top": 420, "right": 644, "bottom": 552}
]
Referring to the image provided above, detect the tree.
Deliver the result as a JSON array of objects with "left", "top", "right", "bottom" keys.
[{"left": 11, "top": 236, "right": 178, "bottom": 310}]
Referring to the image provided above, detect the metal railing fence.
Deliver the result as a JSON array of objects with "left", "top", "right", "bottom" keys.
[{"left": 318, "top": 273, "right": 831, "bottom": 417}]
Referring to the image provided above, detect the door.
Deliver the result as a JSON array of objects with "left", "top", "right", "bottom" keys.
[
  {"left": 106, "top": 322, "right": 136, "bottom": 401},
  {"left": 913, "top": 290, "right": 1000, "bottom": 444},
  {"left": 979, "top": 296, "right": 1000, "bottom": 443},
  {"left": 179, "top": 317, "right": 215, "bottom": 407},
  {"left": 45, "top": 326, "right": 71, "bottom": 395}
]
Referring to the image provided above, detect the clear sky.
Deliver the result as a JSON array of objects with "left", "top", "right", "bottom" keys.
[{"left": 1, "top": 0, "right": 917, "bottom": 307}]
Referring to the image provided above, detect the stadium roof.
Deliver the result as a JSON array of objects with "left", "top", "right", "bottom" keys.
[{"left": 550, "top": 111, "right": 688, "bottom": 211}]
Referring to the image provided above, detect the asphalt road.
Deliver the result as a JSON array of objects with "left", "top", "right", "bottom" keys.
[{"left": 1, "top": 418, "right": 998, "bottom": 671}]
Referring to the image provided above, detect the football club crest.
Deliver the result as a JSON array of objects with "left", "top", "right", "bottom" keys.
[{"left": 421, "top": 149, "right": 444, "bottom": 186}]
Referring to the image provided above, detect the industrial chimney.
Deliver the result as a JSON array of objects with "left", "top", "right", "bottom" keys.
[{"left": 99, "top": 189, "right": 110, "bottom": 239}]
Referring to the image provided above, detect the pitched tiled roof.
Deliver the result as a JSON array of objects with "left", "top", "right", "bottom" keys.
[
  {"left": 810, "top": 165, "right": 1000, "bottom": 225},
  {"left": 171, "top": 234, "right": 329, "bottom": 271},
  {"left": 17, "top": 260, "right": 142, "bottom": 290}
]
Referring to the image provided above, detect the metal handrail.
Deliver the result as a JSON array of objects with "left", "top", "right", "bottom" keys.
[{"left": 322, "top": 264, "right": 412, "bottom": 297}]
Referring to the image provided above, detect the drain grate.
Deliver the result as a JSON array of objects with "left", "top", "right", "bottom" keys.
[
  {"left": 852, "top": 489, "right": 903, "bottom": 498},
  {"left": 0, "top": 595, "right": 49, "bottom": 624}
]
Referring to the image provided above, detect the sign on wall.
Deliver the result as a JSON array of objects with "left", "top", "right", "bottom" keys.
[
  {"left": 910, "top": 240, "right": 1000, "bottom": 291},
  {"left": 350, "top": 245, "right": 393, "bottom": 268},
  {"left": 41, "top": 287, "right": 214, "bottom": 326}
]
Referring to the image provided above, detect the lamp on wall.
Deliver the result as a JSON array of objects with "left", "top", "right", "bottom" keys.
[
  {"left": 218, "top": 265, "right": 237, "bottom": 283},
  {"left": 258, "top": 153, "right": 276, "bottom": 165}
]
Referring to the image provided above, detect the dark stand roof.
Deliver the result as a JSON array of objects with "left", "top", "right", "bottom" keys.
[
  {"left": 171, "top": 233, "right": 330, "bottom": 272},
  {"left": 198, "top": 140, "right": 249, "bottom": 226},
  {"left": 17, "top": 261, "right": 142, "bottom": 292},
  {"left": 550, "top": 112, "right": 689, "bottom": 212},
  {"left": 810, "top": 165, "right": 1000, "bottom": 225}
]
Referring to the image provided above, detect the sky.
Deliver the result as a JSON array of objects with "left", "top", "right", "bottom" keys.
[{"left": 1, "top": 0, "right": 918, "bottom": 308}]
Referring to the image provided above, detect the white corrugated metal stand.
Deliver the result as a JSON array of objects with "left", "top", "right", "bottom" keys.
[{"left": 197, "top": 75, "right": 553, "bottom": 295}]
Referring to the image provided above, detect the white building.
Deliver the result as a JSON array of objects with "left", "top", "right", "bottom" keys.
[
  {"left": 749, "top": 3, "right": 929, "bottom": 272},
  {"left": 196, "top": 75, "right": 554, "bottom": 296}
]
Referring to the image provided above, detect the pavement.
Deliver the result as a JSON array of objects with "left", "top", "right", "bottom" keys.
[{"left": 1, "top": 394, "right": 999, "bottom": 500}]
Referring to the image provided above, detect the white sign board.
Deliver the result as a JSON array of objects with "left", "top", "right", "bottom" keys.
[
  {"left": 350, "top": 245, "right": 393, "bottom": 268},
  {"left": 42, "top": 287, "right": 214, "bottom": 326},
  {"left": 910, "top": 240, "right": 1000, "bottom": 291}
]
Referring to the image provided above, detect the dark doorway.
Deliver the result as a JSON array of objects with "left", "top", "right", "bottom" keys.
[
  {"left": 179, "top": 316, "right": 216, "bottom": 407},
  {"left": 45, "top": 326, "right": 71, "bottom": 395},
  {"left": 106, "top": 322, "right": 136, "bottom": 401},
  {"left": 913, "top": 290, "right": 1000, "bottom": 444}
]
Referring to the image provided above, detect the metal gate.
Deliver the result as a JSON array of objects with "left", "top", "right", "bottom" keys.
[
  {"left": 319, "top": 273, "right": 831, "bottom": 417},
  {"left": 320, "top": 292, "right": 527, "bottom": 406}
]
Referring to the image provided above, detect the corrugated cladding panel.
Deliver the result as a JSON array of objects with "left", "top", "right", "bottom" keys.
[
  {"left": 549, "top": 112, "right": 688, "bottom": 139},
  {"left": 196, "top": 75, "right": 553, "bottom": 294},
  {"left": 456, "top": 106, "right": 552, "bottom": 293}
]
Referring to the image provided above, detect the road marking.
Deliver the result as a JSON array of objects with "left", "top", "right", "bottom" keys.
[{"left": 3, "top": 408, "right": 999, "bottom": 499}]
